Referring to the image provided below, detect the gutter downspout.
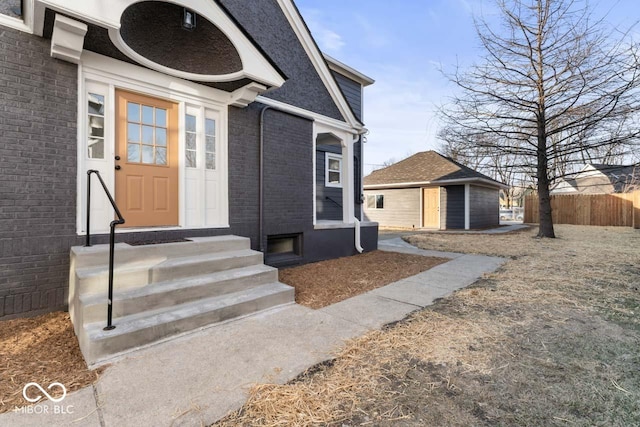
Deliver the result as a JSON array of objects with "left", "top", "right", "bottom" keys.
[
  {"left": 259, "top": 106, "right": 271, "bottom": 253},
  {"left": 354, "top": 218, "right": 363, "bottom": 253},
  {"left": 353, "top": 132, "right": 366, "bottom": 253}
]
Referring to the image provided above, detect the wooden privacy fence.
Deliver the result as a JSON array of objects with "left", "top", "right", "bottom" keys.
[{"left": 524, "top": 191, "right": 640, "bottom": 228}]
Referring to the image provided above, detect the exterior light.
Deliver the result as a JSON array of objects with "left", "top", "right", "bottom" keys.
[{"left": 183, "top": 8, "right": 196, "bottom": 31}]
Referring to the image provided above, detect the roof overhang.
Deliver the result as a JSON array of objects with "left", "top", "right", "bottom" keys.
[
  {"left": 364, "top": 178, "right": 509, "bottom": 191},
  {"left": 33, "top": 0, "right": 286, "bottom": 89},
  {"left": 324, "top": 54, "right": 374, "bottom": 87}
]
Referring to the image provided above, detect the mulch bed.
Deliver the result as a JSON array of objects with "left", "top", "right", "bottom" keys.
[
  {"left": 279, "top": 250, "right": 448, "bottom": 309},
  {"left": 0, "top": 312, "right": 105, "bottom": 414}
]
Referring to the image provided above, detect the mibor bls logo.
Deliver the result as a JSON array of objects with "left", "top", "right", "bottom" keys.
[{"left": 13, "top": 382, "right": 74, "bottom": 415}]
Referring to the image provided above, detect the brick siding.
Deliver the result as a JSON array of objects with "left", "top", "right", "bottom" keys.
[{"left": 0, "top": 26, "right": 79, "bottom": 317}]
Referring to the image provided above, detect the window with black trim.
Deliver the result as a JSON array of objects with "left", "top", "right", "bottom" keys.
[{"left": 366, "top": 194, "right": 384, "bottom": 209}]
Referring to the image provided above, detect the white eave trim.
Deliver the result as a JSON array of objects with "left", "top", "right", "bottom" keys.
[
  {"left": 81, "top": 51, "right": 232, "bottom": 107},
  {"left": 276, "top": 0, "right": 361, "bottom": 128},
  {"left": 34, "top": 0, "right": 285, "bottom": 88},
  {"left": 255, "top": 96, "right": 364, "bottom": 134},
  {"left": 364, "top": 178, "right": 509, "bottom": 190},
  {"left": 324, "top": 54, "right": 374, "bottom": 87}
]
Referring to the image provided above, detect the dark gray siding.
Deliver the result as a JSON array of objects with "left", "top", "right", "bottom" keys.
[
  {"left": 262, "top": 109, "right": 314, "bottom": 244},
  {"left": 332, "top": 71, "right": 362, "bottom": 121},
  {"left": 219, "top": 0, "right": 345, "bottom": 121},
  {"left": 469, "top": 185, "right": 500, "bottom": 229},
  {"left": 304, "top": 224, "right": 378, "bottom": 263},
  {"left": 316, "top": 144, "right": 342, "bottom": 221},
  {"left": 441, "top": 185, "right": 465, "bottom": 229},
  {"left": 0, "top": 27, "right": 78, "bottom": 318}
]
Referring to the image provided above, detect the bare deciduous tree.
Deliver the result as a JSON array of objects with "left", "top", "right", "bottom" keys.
[{"left": 440, "top": 0, "right": 640, "bottom": 237}]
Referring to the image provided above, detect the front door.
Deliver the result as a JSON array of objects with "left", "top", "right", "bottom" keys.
[
  {"left": 115, "top": 90, "right": 179, "bottom": 227},
  {"left": 422, "top": 187, "right": 440, "bottom": 228}
]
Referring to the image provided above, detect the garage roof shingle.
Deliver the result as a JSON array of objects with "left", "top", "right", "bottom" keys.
[{"left": 363, "top": 150, "right": 506, "bottom": 188}]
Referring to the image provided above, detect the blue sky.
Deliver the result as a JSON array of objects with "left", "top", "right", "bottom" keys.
[{"left": 295, "top": 0, "right": 638, "bottom": 174}]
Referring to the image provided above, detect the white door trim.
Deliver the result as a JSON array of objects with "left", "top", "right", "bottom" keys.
[{"left": 77, "top": 52, "right": 230, "bottom": 234}]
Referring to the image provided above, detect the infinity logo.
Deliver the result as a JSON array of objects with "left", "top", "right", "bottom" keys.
[{"left": 22, "top": 382, "right": 67, "bottom": 403}]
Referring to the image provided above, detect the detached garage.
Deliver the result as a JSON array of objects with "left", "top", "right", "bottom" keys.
[{"left": 363, "top": 151, "right": 507, "bottom": 230}]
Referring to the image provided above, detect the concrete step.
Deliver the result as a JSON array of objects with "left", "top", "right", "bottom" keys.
[
  {"left": 80, "top": 264, "right": 279, "bottom": 325},
  {"left": 71, "top": 235, "right": 251, "bottom": 270},
  {"left": 75, "top": 249, "right": 264, "bottom": 296},
  {"left": 80, "top": 282, "right": 295, "bottom": 366}
]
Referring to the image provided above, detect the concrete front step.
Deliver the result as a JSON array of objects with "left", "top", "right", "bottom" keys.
[
  {"left": 71, "top": 235, "right": 251, "bottom": 270},
  {"left": 80, "top": 264, "right": 279, "bottom": 325},
  {"left": 81, "top": 282, "right": 295, "bottom": 366},
  {"left": 69, "top": 235, "right": 295, "bottom": 367},
  {"left": 75, "top": 249, "right": 264, "bottom": 295}
]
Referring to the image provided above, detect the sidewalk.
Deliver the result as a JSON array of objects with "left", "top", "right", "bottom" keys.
[
  {"left": 3, "top": 240, "right": 505, "bottom": 427},
  {"left": 378, "top": 223, "right": 529, "bottom": 241}
]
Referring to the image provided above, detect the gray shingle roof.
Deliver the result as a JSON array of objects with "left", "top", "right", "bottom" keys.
[{"left": 363, "top": 151, "right": 506, "bottom": 188}]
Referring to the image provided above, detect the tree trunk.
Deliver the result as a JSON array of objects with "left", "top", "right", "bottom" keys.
[
  {"left": 537, "top": 175, "right": 555, "bottom": 237},
  {"left": 537, "top": 128, "right": 556, "bottom": 238}
]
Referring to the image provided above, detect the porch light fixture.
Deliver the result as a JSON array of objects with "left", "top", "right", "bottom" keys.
[{"left": 182, "top": 8, "right": 196, "bottom": 31}]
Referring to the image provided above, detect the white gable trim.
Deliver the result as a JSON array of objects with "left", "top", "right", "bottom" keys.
[
  {"left": 34, "top": 0, "right": 285, "bottom": 88},
  {"left": 324, "top": 54, "right": 374, "bottom": 87},
  {"left": 276, "top": 0, "right": 361, "bottom": 129}
]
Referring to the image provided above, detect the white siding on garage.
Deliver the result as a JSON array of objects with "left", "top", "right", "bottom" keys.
[{"left": 363, "top": 188, "right": 421, "bottom": 228}]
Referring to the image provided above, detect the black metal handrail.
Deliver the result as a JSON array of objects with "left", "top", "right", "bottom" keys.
[
  {"left": 85, "top": 170, "right": 125, "bottom": 331},
  {"left": 325, "top": 196, "right": 343, "bottom": 208}
]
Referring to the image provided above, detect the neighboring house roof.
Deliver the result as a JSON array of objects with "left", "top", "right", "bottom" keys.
[
  {"left": 363, "top": 150, "right": 508, "bottom": 189},
  {"left": 586, "top": 164, "right": 638, "bottom": 192},
  {"left": 550, "top": 177, "right": 579, "bottom": 194},
  {"left": 551, "top": 163, "right": 639, "bottom": 194}
]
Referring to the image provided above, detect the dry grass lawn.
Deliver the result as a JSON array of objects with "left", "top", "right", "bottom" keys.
[
  {"left": 217, "top": 225, "right": 640, "bottom": 426},
  {"left": 279, "top": 250, "right": 448, "bottom": 309}
]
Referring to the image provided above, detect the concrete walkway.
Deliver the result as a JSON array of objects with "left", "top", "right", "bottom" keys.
[
  {"left": 379, "top": 223, "right": 529, "bottom": 241},
  {"left": 4, "top": 241, "right": 505, "bottom": 427}
]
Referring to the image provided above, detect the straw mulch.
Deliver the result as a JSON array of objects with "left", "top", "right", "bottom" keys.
[
  {"left": 217, "top": 309, "right": 499, "bottom": 426},
  {"left": 279, "top": 250, "right": 448, "bottom": 309},
  {"left": 0, "top": 312, "right": 105, "bottom": 413},
  {"left": 217, "top": 225, "right": 640, "bottom": 426}
]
